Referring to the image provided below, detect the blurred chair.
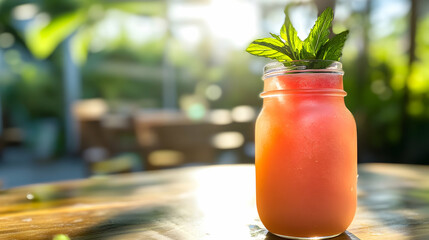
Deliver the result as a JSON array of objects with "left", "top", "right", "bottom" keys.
[
  {"left": 101, "top": 113, "right": 138, "bottom": 155},
  {"left": 73, "top": 99, "right": 109, "bottom": 120},
  {"left": 73, "top": 99, "right": 109, "bottom": 154},
  {"left": 134, "top": 109, "right": 190, "bottom": 149},
  {"left": 75, "top": 99, "right": 142, "bottom": 175},
  {"left": 210, "top": 106, "right": 256, "bottom": 163},
  {"left": 138, "top": 122, "right": 217, "bottom": 170},
  {"left": 212, "top": 122, "right": 255, "bottom": 164}
]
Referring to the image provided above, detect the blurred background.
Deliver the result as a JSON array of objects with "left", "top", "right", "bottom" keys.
[{"left": 0, "top": 0, "right": 428, "bottom": 188}]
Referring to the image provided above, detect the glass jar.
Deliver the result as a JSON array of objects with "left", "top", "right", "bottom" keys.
[{"left": 255, "top": 60, "right": 357, "bottom": 239}]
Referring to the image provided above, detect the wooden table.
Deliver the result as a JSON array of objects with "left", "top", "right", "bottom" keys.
[{"left": 1, "top": 163, "right": 428, "bottom": 240}]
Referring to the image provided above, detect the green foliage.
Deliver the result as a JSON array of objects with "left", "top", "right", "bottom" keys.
[
  {"left": 212, "top": 51, "right": 262, "bottom": 108},
  {"left": 71, "top": 27, "right": 92, "bottom": 64},
  {"left": 246, "top": 7, "right": 348, "bottom": 62},
  {"left": 26, "top": 10, "right": 86, "bottom": 59},
  {"left": 3, "top": 63, "right": 62, "bottom": 119},
  {"left": 1, "top": 0, "right": 166, "bottom": 63}
]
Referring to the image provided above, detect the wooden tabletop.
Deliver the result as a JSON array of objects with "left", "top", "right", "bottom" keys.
[{"left": 0, "top": 163, "right": 428, "bottom": 240}]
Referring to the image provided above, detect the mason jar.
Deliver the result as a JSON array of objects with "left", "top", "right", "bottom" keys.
[{"left": 255, "top": 60, "right": 357, "bottom": 239}]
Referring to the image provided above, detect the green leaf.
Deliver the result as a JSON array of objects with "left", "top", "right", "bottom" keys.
[
  {"left": 71, "top": 27, "right": 92, "bottom": 64},
  {"left": 270, "top": 33, "right": 283, "bottom": 43},
  {"left": 316, "top": 30, "right": 349, "bottom": 61},
  {"left": 246, "top": 38, "right": 292, "bottom": 61},
  {"left": 303, "top": 8, "right": 333, "bottom": 55},
  {"left": 299, "top": 48, "right": 316, "bottom": 60},
  {"left": 25, "top": 10, "right": 86, "bottom": 59},
  {"left": 281, "top": 14, "right": 302, "bottom": 60}
]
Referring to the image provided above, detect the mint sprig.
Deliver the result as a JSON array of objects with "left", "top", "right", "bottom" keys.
[{"left": 246, "top": 7, "right": 349, "bottom": 62}]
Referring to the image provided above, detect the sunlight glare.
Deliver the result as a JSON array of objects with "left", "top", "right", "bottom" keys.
[
  {"left": 193, "top": 167, "right": 257, "bottom": 239},
  {"left": 231, "top": 105, "right": 256, "bottom": 122},
  {"left": 211, "top": 132, "right": 244, "bottom": 149},
  {"left": 205, "top": 1, "right": 259, "bottom": 48},
  {"left": 209, "top": 109, "right": 232, "bottom": 125}
]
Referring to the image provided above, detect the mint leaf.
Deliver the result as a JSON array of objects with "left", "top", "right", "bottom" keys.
[
  {"left": 269, "top": 32, "right": 300, "bottom": 60},
  {"left": 246, "top": 38, "right": 292, "bottom": 61},
  {"left": 281, "top": 14, "right": 302, "bottom": 60},
  {"left": 270, "top": 33, "right": 283, "bottom": 43},
  {"left": 316, "top": 30, "right": 349, "bottom": 61},
  {"left": 303, "top": 8, "right": 333, "bottom": 55},
  {"left": 299, "top": 48, "right": 316, "bottom": 60}
]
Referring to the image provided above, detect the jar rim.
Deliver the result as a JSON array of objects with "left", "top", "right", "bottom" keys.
[{"left": 263, "top": 60, "right": 344, "bottom": 80}]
